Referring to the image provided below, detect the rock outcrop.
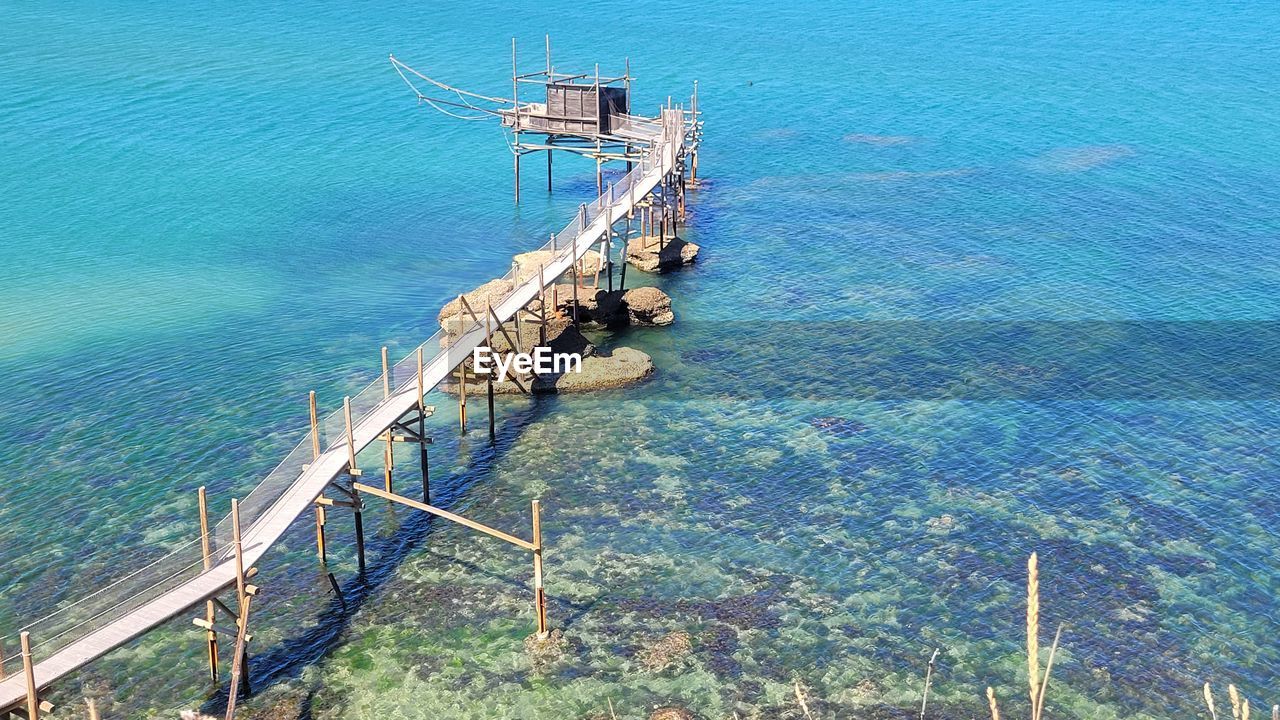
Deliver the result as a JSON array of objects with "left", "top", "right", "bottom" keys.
[
  {"left": 555, "top": 286, "right": 675, "bottom": 327},
  {"left": 626, "top": 236, "right": 699, "bottom": 272},
  {"left": 435, "top": 276, "right": 658, "bottom": 394}
]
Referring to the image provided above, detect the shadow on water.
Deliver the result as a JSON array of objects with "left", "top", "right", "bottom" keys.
[{"left": 195, "top": 391, "right": 587, "bottom": 716}]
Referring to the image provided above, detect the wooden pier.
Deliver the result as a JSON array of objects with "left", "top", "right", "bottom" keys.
[{"left": 0, "top": 100, "right": 698, "bottom": 718}]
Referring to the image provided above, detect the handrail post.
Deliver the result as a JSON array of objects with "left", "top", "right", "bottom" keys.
[
  {"left": 310, "top": 392, "right": 326, "bottom": 565},
  {"left": 199, "top": 487, "right": 218, "bottom": 682},
  {"left": 538, "top": 264, "right": 548, "bottom": 346},
  {"left": 308, "top": 391, "right": 320, "bottom": 460},
  {"left": 343, "top": 396, "right": 358, "bottom": 475},
  {"left": 21, "top": 631, "right": 38, "bottom": 720},
  {"left": 232, "top": 499, "right": 245, "bottom": 609},
  {"left": 381, "top": 346, "right": 394, "bottom": 493}
]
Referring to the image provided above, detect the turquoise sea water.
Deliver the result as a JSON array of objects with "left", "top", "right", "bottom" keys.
[{"left": 2, "top": 1, "right": 1279, "bottom": 718}]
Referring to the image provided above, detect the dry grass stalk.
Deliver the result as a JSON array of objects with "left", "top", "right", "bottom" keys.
[
  {"left": 986, "top": 686, "right": 1000, "bottom": 720},
  {"left": 920, "top": 647, "right": 940, "bottom": 719},
  {"left": 1230, "top": 685, "right": 1243, "bottom": 720},
  {"left": 1027, "top": 553, "right": 1040, "bottom": 710},
  {"left": 794, "top": 679, "right": 815, "bottom": 720},
  {"left": 1033, "top": 623, "right": 1063, "bottom": 720},
  {"left": 1271, "top": 704, "right": 1277, "bottom": 720},
  {"left": 1206, "top": 684, "right": 1219, "bottom": 720}
]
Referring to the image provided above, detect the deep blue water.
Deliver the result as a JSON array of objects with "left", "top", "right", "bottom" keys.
[{"left": 2, "top": 2, "right": 1278, "bottom": 718}]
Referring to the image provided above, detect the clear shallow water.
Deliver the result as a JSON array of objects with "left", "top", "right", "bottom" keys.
[{"left": 2, "top": 1, "right": 1279, "bottom": 718}]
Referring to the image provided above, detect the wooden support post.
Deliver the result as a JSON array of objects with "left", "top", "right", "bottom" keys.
[
  {"left": 513, "top": 305, "right": 524, "bottom": 357},
  {"left": 381, "top": 346, "right": 394, "bottom": 493},
  {"left": 0, "top": 636, "right": 6, "bottom": 679},
  {"left": 417, "top": 347, "right": 430, "bottom": 502},
  {"left": 485, "top": 302, "right": 496, "bottom": 443},
  {"left": 315, "top": 504, "right": 327, "bottom": 564},
  {"left": 222, "top": 594, "right": 253, "bottom": 720},
  {"left": 353, "top": 488, "right": 366, "bottom": 575},
  {"left": 20, "top": 632, "right": 37, "bottom": 720},
  {"left": 532, "top": 500, "right": 548, "bottom": 638},
  {"left": 457, "top": 364, "right": 467, "bottom": 435},
  {"left": 457, "top": 296, "right": 467, "bottom": 434},
  {"left": 311, "top": 393, "right": 328, "bottom": 567},
  {"left": 619, "top": 234, "right": 628, "bottom": 291},
  {"left": 546, "top": 149, "right": 552, "bottom": 193},
  {"left": 605, "top": 189, "right": 614, "bottom": 293},
  {"left": 514, "top": 146, "right": 521, "bottom": 204},
  {"left": 571, "top": 261, "right": 579, "bottom": 326},
  {"left": 199, "top": 487, "right": 219, "bottom": 682},
  {"left": 343, "top": 396, "right": 359, "bottom": 476},
  {"left": 512, "top": 38, "right": 520, "bottom": 205},
  {"left": 659, "top": 187, "right": 666, "bottom": 252},
  {"left": 538, "top": 264, "right": 548, "bottom": 347},
  {"left": 691, "top": 80, "right": 699, "bottom": 183}
]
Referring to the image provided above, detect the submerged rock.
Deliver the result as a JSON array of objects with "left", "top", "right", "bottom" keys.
[
  {"left": 637, "top": 630, "right": 693, "bottom": 672},
  {"left": 649, "top": 708, "right": 696, "bottom": 720},
  {"left": 524, "top": 628, "right": 571, "bottom": 670},
  {"left": 447, "top": 331, "right": 653, "bottom": 396},
  {"left": 537, "top": 347, "right": 654, "bottom": 393},
  {"left": 627, "top": 236, "right": 699, "bottom": 272}
]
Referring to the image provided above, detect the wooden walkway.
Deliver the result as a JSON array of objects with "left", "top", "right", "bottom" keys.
[{"left": 0, "top": 108, "right": 690, "bottom": 715}]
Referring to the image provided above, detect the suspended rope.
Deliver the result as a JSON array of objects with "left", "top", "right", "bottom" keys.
[
  {"left": 389, "top": 54, "right": 511, "bottom": 104},
  {"left": 389, "top": 55, "right": 503, "bottom": 121}
]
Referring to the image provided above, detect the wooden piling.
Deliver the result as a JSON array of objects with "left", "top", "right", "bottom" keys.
[
  {"left": 20, "top": 632, "right": 37, "bottom": 720},
  {"left": 198, "top": 487, "right": 218, "bottom": 682},
  {"left": 416, "top": 347, "right": 430, "bottom": 502},
  {"left": 691, "top": 80, "right": 699, "bottom": 183},
  {"left": 659, "top": 187, "right": 666, "bottom": 251},
  {"left": 381, "top": 346, "right": 394, "bottom": 493},
  {"left": 457, "top": 296, "right": 467, "bottom": 434},
  {"left": 485, "top": 302, "right": 496, "bottom": 443},
  {"left": 230, "top": 498, "right": 253, "bottom": 702},
  {"left": 571, "top": 261, "right": 579, "bottom": 326},
  {"left": 619, "top": 235, "right": 628, "bottom": 291},
  {"left": 546, "top": 149, "right": 552, "bottom": 193},
  {"left": 512, "top": 38, "right": 521, "bottom": 205},
  {"left": 532, "top": 500, "right": 548, "bottom": 638},
  {"left": 315, "top": 504, "right": 327, "bottom": 564},
  {"left": 223, "top": 594, "right": 253, "bottom": 720},
  {"left": 353, "top": 488, "right": 367, "bottom": 575},
  {"left": 605, "top": 189, "right": 614, "bottom": 293},
  {"left": 0, "top": 636, "right": 6, "bottom": 679},
  {"left": 313, "top": 390, "right": 327, "bottom": 564}
]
